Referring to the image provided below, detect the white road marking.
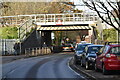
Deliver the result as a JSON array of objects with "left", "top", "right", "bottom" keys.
[
  {"left": 9, "top": 69, "right": 15, "bottom": 74},
  {"left": 73, "top": 64, "right": 96, "bottom": 79}
]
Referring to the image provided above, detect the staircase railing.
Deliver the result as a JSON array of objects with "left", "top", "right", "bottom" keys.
[{"left": 18, "top": 19, "right": 35, "bottom": 42}]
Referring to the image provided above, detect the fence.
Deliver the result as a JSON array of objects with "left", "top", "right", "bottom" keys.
[
  {"left": 0, "top": 39, "right": 18, "bottom": 55},
  {"left": 25, "top": 47, "right": 51, "bottom": 56},
  {"left": 0, "top": 39, "right": 52, "bottom": 56}
]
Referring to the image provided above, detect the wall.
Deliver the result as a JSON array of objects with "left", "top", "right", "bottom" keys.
[{"left": 21, "top": 30, "right": 41, "bottom": 54}]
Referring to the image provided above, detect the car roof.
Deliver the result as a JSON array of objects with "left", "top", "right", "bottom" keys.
[
  {"left": 87, "top": 44, "right": 104, "bottom": 47},
  {"left": 108, "top": 44, "right": 120, "bottom": 47},
  {"left": 78, "top": 43, "right": 92, "bottom": 46}
]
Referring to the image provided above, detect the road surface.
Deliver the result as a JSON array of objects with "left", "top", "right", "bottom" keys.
[{"left": 2, "top": 52, "right": 86, "bottom": 80}]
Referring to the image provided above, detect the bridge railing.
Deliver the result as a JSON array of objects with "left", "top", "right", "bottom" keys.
[
  {"left": 0, "top": 15, "right": 34, "bottom": 27},
  {"left": 0, "top": 13, "right": 98, "bottom": 26},
  {"left": 34, "top": 13, "right": 98, "bottom": 24}
]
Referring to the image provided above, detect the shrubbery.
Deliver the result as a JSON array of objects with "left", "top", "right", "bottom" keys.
[
  {"left": 0, "top": 27, "right": 18, "bottom": 39},
  {"left": 103, "top": 28, "right": 117, "bottom": 42}
]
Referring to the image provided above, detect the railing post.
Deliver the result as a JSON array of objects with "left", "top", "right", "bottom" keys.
[
  {"left": 73, "top": 13, "right": 75, "bottom": 23},
  {"left": 34, "top": 15, "right": 36, "bottom": 22},
  {"left": 36, "top": 48, "right": 37, "bottom": 56},
  {"left": 44, "top": 14, "right": 46, "bottom": 24},
  {"left": 25, "top": 22, "right": 27, "bottom": 37},
  {"left": 34, "top": 48, "right": 36, "bottom": 56},
  {"left": 16, "top": 16, "right": 18, "bottom": 26},
  {"left": 28, "top": 48, "right": 30, "bottom": 56},
  {"left": 63, "top": 14, "right": 65, "bottom": 24},
  {"left": 32, "top": 48, "right": 33, "bottom": 56},
  {"left": 93, "top": 12, "right": 95, "bottom": 21},
  {"left": 54, "top": 14, "right": 56, "bottom": 24},
  {"left": 42, "top": 47, "right": 44, "bottom": 55},
  {"left": 39, "top": 47, "right": 41, "bottom": 55},
  {"left": 25, "top": 48, "right": 27, "bottom": 56},
  {"left": 51, "top": 15, "right": 52, "bottom": 22},
  {"left": 83, "top": 12, "right": 85, "bottom": 22},
  {"left": 46, "top": 47, "right": 47, "bottom": 54},
  {"left": 18, "top": 27, "right": 20, "bottom": 39}
]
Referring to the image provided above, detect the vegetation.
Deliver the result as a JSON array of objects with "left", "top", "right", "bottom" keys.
[
  {"left": 1, "top": 2, "right": 74, "bottom": 16},
  {"left": 0, "top": 27, "right": 18, "bottom": 39},
  {"left": 103, "top": 28, "right": 117, "bottom": 42}
]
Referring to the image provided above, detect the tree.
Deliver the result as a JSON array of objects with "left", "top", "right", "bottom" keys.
[
  {"left": 82, "top": 0, "right": 120, "bottom": 41},
  {"left": 103, "top": 28, "right": 117, "bottom": 41},
  {"left": 1, "top": 2, "right": 73, "bottom": 16},
  {"left": 1, "top": 27, "right": 18, "bottom": 39}
]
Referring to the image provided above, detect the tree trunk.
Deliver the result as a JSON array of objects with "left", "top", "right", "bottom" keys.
[{"left": 118, "top": 30, "right": 120, "bottom": 43}]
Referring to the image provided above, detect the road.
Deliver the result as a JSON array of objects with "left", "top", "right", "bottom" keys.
[{"left": 2, "top": 52, "right": 86, "bottom": 79}]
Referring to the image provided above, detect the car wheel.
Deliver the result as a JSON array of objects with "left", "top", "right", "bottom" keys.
[
  {"left": 71, "top": 49, "right": 74, "bottom": 52},
  {"left": 74, "top": 59, "right": 78, "bottom": 65},
  {"left": 74, "top": 56, "right": 77, "bottom": 65},
  {"left": 81, "top": 59, "right": 84, "bottom": 67},
  {"left": 85, "top": 61, "right": 90, "bottom": 70},
  {"left": 102, "top": 64, "right": 109, "bottom": 75},
  {"left": 95, "top": 63, "right": 99, "bottom": 72}
]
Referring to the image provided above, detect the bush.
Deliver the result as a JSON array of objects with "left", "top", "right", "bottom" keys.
[
  {"left": 1, "top": 27, "right": 18, "bottom": 39},
  {"left": 103, "top": 28, "right": 117, "bottom": 42}
]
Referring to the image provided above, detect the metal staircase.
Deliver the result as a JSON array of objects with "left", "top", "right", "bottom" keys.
[{"left": 18, "top": 19, "right": 35, "bottom": 41}]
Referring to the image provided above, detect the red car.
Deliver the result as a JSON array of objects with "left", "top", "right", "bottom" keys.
[{"left": 95, "top": 42, "right": 120, "bottom": 75}]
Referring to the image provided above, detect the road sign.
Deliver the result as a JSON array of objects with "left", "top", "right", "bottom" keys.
[{"left": 56, "top": 19, "right": 62, "bottom": 25}]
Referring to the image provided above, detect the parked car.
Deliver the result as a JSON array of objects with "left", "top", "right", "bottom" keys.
[
  {"left": 80, "top": 45, "right": 103, "bottom": 70},
  {"left": 62, "top": 44, "right": 74, "bottom": 51},
  {"left": 74, "top": 43, "right": 92, "bottom": 64},
  {"left": 95, "top": 42, "right": 120, "bottom": 75}
]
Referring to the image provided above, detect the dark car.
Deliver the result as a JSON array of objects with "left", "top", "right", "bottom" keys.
[
  {"left": 95, "top": 42, "right": 120, "bottom": 75},
  {"left": 80, "top": 45, "right": 103, "bottom": 69},
  {"left": 74, "top": 43, "right": 92, "bottom": 64}
]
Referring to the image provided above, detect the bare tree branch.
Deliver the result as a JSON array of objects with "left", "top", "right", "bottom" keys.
[
  {"left": 99, "top": 1, "right": 120, "bottom": 29},
  {"left": 82, "top": 0, "right": 120, "bottom": 31},
  {"left": 107, "top": 0, "right": 119, "bottom": 18},
  {"left": 83, "top": 0, "right": 107, "bottom": 14},
  {"left": 92, "top": 1, "right": 119, "bottom": 31}
]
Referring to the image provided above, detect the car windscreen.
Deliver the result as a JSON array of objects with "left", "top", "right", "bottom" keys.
[
  {"left": 88, "top": 46, "right": 103, "bottom": 53},
  {"left": 110, "top": 46, "right": 120, "bottom": 55},
  {"left": 77, "top": 45, "right": 87, "bottom": 50},
  {"left": 62, "top": 45, "right": 71, "bottom": 47}
]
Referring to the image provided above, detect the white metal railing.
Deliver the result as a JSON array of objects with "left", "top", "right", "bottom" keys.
[
  {"left": 0, "top": 12, "right": 98, "bottom": 26},
  {"left": 18, "top": 18, "right": 35, "bottom": 41},
  {"left": 34, "top": 13, "right": 98, "bottom": 24},
  {"left": 25, "top": 47, "right": 51, "bottom": 56}
]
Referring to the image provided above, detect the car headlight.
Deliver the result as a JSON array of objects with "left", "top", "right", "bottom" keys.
[
  {"left": 78, "top": 54, "right": 82, "bottom": 56},
  {"left": 88, "top": 57, "right": 91, "bottom": 60},
  {"left": 88, "top": 57, "right": 95, "bottom": 61}
]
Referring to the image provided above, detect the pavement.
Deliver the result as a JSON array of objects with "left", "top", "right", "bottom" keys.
[
  {"left": 1, "top": 55, "right": 27, "bottom": 64},
  {"left": 69, "top": 57, "right": 120, "bottom": 80},
  {"left": 1, "top": 53, "right": 54, "bottom": 64}
]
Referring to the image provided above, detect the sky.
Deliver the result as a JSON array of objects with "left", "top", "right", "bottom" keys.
[{"left": 71, "top": 0, "right": 94, "bottom": 12}]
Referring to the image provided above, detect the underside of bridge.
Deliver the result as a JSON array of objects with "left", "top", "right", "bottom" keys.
[
  {"left": 37, "top": 24, "right": 93, "bottom": 47},
  {"left": 37, "top": 24, "right": 91, "bottom": 31}
]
